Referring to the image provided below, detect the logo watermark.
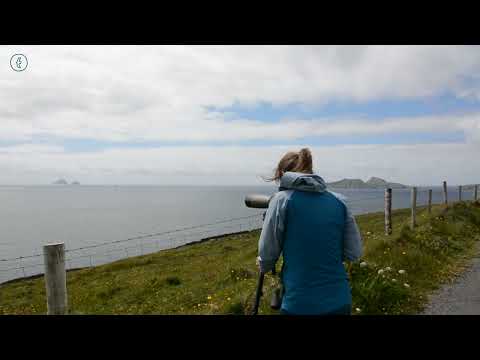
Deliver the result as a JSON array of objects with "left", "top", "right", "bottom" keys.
[{"left": 10, "top": 54, "right": 28, "bottom": 72}]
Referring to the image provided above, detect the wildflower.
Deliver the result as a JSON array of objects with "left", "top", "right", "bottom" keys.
[
  {"left": 227, "top": 297, "right": 231, "bottom": 301},
  {"left": 385, "top": 267, "right": 391, "bottom": 271},
  {"left": 366, "top": 232, "right": 371, "bottom": 235},
  {"left": 207, "top": 296, "right": 212, "bottom": 300},
  {"left": 355, "top": 308, "right": 361, "bottom": 312},
  {"left": 398, "top": 269, "right": 406, "bottom": 274},
  {"left": 360, "top": 261, "right": 367, "bottom": 267},
  {"left": 404, "top": 283, "right": 410, "bottom": 288},
  {"left": 392, "top": 278, "right": 397, "bottom": 282},
  {"left": 402, "top": 251, "right": 406, "bottom": 255},
  {"left": 378, "top": 269, "right": 384, "bottom": 275}
]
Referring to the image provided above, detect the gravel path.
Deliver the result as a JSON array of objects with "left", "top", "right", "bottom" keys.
[{"left": 421, "top": 244, "right": 480, "bottom": 315}]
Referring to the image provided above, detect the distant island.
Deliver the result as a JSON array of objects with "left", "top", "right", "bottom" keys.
[
  {"left": 52, "top": 178, "right": 68, "bottom": 185},
  {"left": 327, "top": 177, "right": 408, "bottom": 189},
  {"left": 52, "top": 179, "right": 80, "bottom": 185}
]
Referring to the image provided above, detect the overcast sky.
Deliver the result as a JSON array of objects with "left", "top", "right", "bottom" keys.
[{"left": 1, "top": 45, "right": 480, "bottom": 186}]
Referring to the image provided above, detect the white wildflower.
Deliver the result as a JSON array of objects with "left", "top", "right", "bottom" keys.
[
  {"left": 385, "top": 267, "right": 391, "bottom": 271},
  {"left": 360, "top": 261, "right": 367, "bottom": 268},
  {"left": 355, "top": 308, "right": 361, "bottom": 312},
  {"left": 378, "top": 269, "right": 384, "bottom": 275},
  {"left": 392, "top": 278, "right": 397, "bottom": 282},
  {"left": 398, "top": 269, "right": 406, "bottom": 274},
  {"left": 404, "top": 283, "right": 410, "bottom": 288}
]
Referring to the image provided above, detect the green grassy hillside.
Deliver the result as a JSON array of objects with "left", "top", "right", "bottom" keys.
[{"left": 1, "top": 201, "right": 479, "bottom": 315}]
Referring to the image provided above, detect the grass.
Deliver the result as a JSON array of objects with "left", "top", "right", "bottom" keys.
[{"left": 1, "top": 201, "right": 480, "bottom": 315}]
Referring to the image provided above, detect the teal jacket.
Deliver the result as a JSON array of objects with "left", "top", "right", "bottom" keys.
[{"left": 257, "top": 172, "right": 363, "bottom": 315}]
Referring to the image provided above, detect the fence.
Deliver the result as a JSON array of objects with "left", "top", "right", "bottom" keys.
[
  {"left": 0, "top": 213, "right": 265, "bottom": 285},
  {"left": 0, "top": 182, "right": 478, "bottom": 314},
  {"left": 1, "top": 194, "right": 391, "bottom": 285}
]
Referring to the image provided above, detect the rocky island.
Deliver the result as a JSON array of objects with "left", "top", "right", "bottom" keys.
[
  {"left": 327, "top": 176, "right": 408, "bottom": 189},
  {"left": 52, "top": 178, "right": 68, "bottom": 185},
  {"left": 52, "top": 179, "right": 80, "bottom": 185}
]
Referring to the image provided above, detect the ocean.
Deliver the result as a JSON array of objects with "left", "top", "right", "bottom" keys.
[{"left": 0, "top": 185, "right": 473, "bottom": 283}]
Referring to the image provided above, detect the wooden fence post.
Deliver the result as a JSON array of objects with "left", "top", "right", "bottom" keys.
[
  {"left": 428, "top": 189, "right": 432, "bottom": 214},
  {"left": 475, "top": 185, "right": 478, "bottom": 201},
  {"left": 443, "top": 181, "right": 448, "bottom": 207},
  {"left": 43, "top": 243, "right": 68, "bottom": 315},
  {"left": 458, "top": 185, "right": 462, "bottom": 202},
  {"left": 411, "top": 187, "right": 417, "bottom": 230},
  {"left": 384, "top": 188, "right": 392, "bottom": 235}
]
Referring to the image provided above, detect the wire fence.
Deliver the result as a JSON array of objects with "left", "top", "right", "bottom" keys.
[
  {"left": 0, "top": 212, "right": 265, "bottom": 284},
  {"left": 0, "top": 184, "right": 478, "bottom": 285}
]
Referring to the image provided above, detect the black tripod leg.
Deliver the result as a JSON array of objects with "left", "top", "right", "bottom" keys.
[{"left": 252, "top": 271, "right": 265, "bottom": 315}]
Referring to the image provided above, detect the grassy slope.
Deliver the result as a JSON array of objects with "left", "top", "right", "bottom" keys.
[{"left": 1, "top": 201, "right": 480, "bottom": 315}]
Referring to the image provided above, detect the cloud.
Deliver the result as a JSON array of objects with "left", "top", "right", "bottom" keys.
[
  {"left": 1, "top": 45, "right": 480, "bottom": 143},
  {"left": 0, "top": 143, "right": 479, "bottom": 186},
  {"left": 1, "top": 110, "right": 477, "bottom": 143},
  {"left": 0, "top": 144, "right": 64, "bottom": 154},
  {"left": 459, "top": 116, "right": 480, "bottom": 145},
  {"left": 1, "top": 46, "right": 480, "bottom": 185}
]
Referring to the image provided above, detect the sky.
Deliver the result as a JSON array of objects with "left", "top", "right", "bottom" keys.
[{"left": 1, "top": 45, "right": 480, "bottom": 186}]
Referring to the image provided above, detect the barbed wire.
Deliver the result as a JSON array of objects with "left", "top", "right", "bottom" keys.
[
  {"left": 0, "top": 213, "right": 263, "bottom": 263},
  {"left": 0, "top": 215, "right": 263, "bottom": 276},
  {"left": 0, "top": 262, "right": 44, "bottom": 272},
  {"left": 64, "top": 213, "right": 263, "bottom": 253},
  {"left": 0, "top": 253, "right": 43, "bottom": 262},
  {"left": 62, "top": 224, "right": 261, "bottom": 263},
  {"left": 345, "top": 196, "right": 385, "bottom": 203},
  {"left": 0, "top": 240, "right": 252, "bottom": 276},
  {"left": 0, "top": 219, "right": 264, "bottom": 281}
]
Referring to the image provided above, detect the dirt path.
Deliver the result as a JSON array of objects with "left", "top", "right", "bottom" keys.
[{"left": 421, "top": 244, "right": 480, "bottom": 315}]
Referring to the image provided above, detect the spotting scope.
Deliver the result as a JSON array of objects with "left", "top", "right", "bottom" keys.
[
  {"left": 244, "top": 194, "right": 272, "bottom": 209},
  {"left": 244, "top": 192, "right": 282, "bottom": 315}
]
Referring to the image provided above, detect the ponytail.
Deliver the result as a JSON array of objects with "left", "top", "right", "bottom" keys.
[
  {"left": 297, "top": 148, "right": 313, "bottom": 174},
  {"left": 263, "top": 147, "right": 314, "bottom": 183}
]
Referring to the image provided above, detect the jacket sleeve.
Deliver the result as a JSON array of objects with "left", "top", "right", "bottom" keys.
[
  {"left": 257, "top": 191, "right": 290, "bottom": 273},
  {"left": 329, "top": 191, "right": 363, "bottom": 262},
  {"left": 342, "top": 202, "right": 363, "bottom": 261}
]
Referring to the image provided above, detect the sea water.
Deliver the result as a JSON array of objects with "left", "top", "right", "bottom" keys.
[{"left": 0, "top": 185, "right": 470, "bottom": 283}]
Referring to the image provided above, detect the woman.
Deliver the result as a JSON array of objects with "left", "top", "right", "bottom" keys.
[{"left": 257, "top": 148, "right": 363, "bottom": 315}]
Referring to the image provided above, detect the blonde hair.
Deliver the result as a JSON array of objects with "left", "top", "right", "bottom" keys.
[{"left": 265, "top": 148, "right": 313, "bottom": 183}]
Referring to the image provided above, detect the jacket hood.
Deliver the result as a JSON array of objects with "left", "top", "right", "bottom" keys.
[{"left": 279, "top": 172, "right": 327, "bottom": 193}]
